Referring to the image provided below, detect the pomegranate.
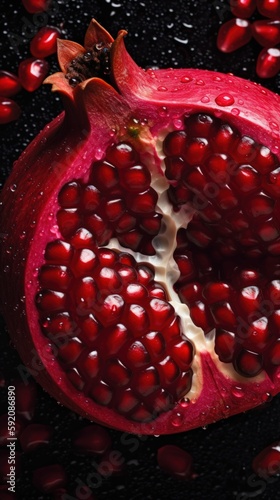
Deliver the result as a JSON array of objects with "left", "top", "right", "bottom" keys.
[{"left": 1, "top": 19, "right": 280, "bottom": 436}]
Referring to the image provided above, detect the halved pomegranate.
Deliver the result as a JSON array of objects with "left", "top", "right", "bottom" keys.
[{"left": 1, "top": 20, "right": 280, "bottom": 435}]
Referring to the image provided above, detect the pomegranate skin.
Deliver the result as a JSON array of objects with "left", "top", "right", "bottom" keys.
[{"left": 1, "top": 20, "right": 280, "bottom": 435}]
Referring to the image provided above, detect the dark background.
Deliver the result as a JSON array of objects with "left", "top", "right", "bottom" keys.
[{"left": 1, "top": 1, "right": 280, "bottom": 499}]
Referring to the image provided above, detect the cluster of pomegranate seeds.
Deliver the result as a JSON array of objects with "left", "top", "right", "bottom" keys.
[
  {"left": 164, "top": 112, "right": 280, "bottom": 378},
  {"left": 217, "top": 0, "right": 280, "bottom": 77},
  {"left": 57, "top": 142, "right": 161, "bottom": 254},
  {"left": 0, "top": 1, "right": 61, "bottom": 124}
]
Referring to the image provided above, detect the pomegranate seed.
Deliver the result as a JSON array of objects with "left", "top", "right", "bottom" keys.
[
  {"left": 106, "top": 142, "right": 139, "bottom": 168},
  {"left": 157, "top": 445, "right": 194, "bottom": 479},
  {"left": 0, "top": 71, "right": 21, "bottom": 97},
  {"left": 215, "top": 329, "right": 235, "bottom": 362},
  {"left": 217, "top": 18, "right": 252, "bottom": 53},
  {"left": 19, "top": 423, "right": 53, "bottom": 452},
  {"left": 163, "top": 130, "right": 188, "bottom": 156},
  {"left": 72, "top": 424, "right": 111, "bottom": 455},
  {"left": 22, "top": 0, "right": 50, "bottom": 13},
  {"left": 252, "top": 441, "right": 280, "bottom": 478},
  {"left": 45, "top": 239, "right": 73, "bottom": 264},
  {"left": 256, "top": 47, "right": 280, "bottom": 78},
  {"left": 0, "top": 97, "right": 21, "bottom": 124},
  {"left": 234, "top": 349, "right": 263, "bottom": 376},
  {"left": 30, "top": 26, "right": 61, "bottom": 58},
  {"left": 18, "top": 57, "right": 49, "bottom": 92},
  {"left": 230, "top": 0, "right": 257, "bottom": 18},
  {"left": 257, "top": 0, "right": 280, "bottom": 18},
  {"left": 252, "top": 20, "right": 280, "bottom": 47},
  {"left": 33, "top": 464, "right": 67, "bottom": 493}
]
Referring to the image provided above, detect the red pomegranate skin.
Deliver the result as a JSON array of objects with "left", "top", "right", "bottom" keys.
[{"left": 1, "top": 20, "right": 280, "bottom": 436}]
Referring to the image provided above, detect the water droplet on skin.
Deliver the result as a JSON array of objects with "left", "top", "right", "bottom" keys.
[
  {"left": 180, "top": 76, "right": 192, "bottom": 83},
  {"left": 95, "top": 148, "right": 103, "bottom": 160},
  {"left": 271, "top": 144, "right": 280, "bottom": 154},
  {"left": 238, "top": 99, "right": 244, "bottom": 105},
  {"left": 180, "top": 398, "right": 190, "bottom": 408},
  {"left": 231, "top": 386, "right": 244, "bottom": 398},
  {"left": 158, "top": 106, "right": 168, "bottom": 117},
  {"left": 201, "top": 96, "right": 210, "bottom": 103},
  {"left": 270, "top": 121, "right": 279, "bottom": 130},
  {"left": 173, "top": 118, "right": 183, "bottom": 129},
  {"left": 213, "top": 76, "right": 222, "bottom": 82},
  {"left": 171, "top": 412, "right": 183, "bottom": 427},
  {"left": 157, "top": 86, "right": 168, "bottom": 92},
  {"left": 196, "top": 79, "right": 205, "bottom": 86},
  {"left": 231, "top": 108, "right": 240, "bottom": 116},
  {"left": 10, "top": 184, "right": 17, "bottom": 192},
  {"left": 215, "top": 93, "right": 235, "bottom": 107}
]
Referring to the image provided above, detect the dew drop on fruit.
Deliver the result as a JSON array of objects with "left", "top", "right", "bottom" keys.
[
  {"left": 157, "top": 86, "right": 168, "bottom": 92},
  {"left": 180, "top": 76, "right": 192, "bottom": 83},
  {"left": 201, "top": 96, "right": 210, "bottom": 103},
  {"left": 158, "top": 106, "right": 168, "bottom": 117},
  {"left": 231, "top": 386, "right": 245, "bottom": 398},
  {"left": 9, "top": 183, "right": 17, "bottom": 192},
  {"left": 171, "top": 412, "right": 184, "bottom": 427},
  {"left": 231, "top": 108, "right": 240, "bottom": 116},
  {"left": 196, "top": 79, "right": 205, "bottom": 86},
  {"left": 215, "top": 93, "right": 235, "bottom": 106},
  {"left": 173, "top": 118, "right": 183, "bottom": 129}
]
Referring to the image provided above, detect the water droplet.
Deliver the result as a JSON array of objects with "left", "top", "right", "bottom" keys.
[
  {"left": 231, "top": 386, "right": 244, "bottom": 398},
  {"left": 173, "top": 118, "right": 183, "bottom": 129},
  {"left": 180, "top": 398, "right": 190, "bottom": 408},
  {"left": 95, "top": 148, "right": 103, "bottom": 160},
  {"left": 158, "top": 106, "right": 168, "bottom": 117},
  {"left": 213, "top": 76, "right": 222, "bottom": 82},
  {"left": 231, "top": 108, "right": 240, "bottom": 116},
  {"left": 215, "top": 93, "right": 235, "bottom": 107},
  {"left": 195, "top": 79, "right": 205, "bottom": 86},
  {"left": 180, "top": 76, "right": 192, "bottom": 83},
  {"left": 157, "top": 86, "right": 168, "bottom": 92},
  {"left": 171, "top": 412, "right": 183, "bottom": 427},
  {"left": 201, "top": 96, "right": 210, "bottom": 103},
  {"left": 10, "top": 184, "right": 17, "bottom": 192},
  {"left": 270, "top": 121, "right": 279, "bottom": 130},
  {"left": 238, "top": 99, "right": 244, "bottom": 105}
]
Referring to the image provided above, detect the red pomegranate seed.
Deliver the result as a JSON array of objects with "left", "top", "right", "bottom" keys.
[
  {"left": 215, "top": 329, "right": 235, "bottom": 362},
  {"left": 22, "top": 0, "right": 50, "bottom": 13},
  {"left": 45, "top": 239, "right": 73, "bottom": 264},
  {"left": 33, "top": 464, "right": 67, "bottom": 493},
  {"left": 0, "top": 71, "right": 21, "bottom": 97},
  {"left": 18, "top": 57, "right": 49, "bottom": 92},
  {"left": 230, "top": 0, "right": 257, "bottom": 17},
  {"left": 106, "top": 142, "right": 139, "bottom": 168},
  {"left": 256, "top": 47, "right": 280, "bottom": 78},
  {"left": 72, "top": 424, "right": 112, "bottom": 455},
  {"left": 252, "top": 441, "right": 280, "bottom": 478},
  {"left": 257, "top": 0, "right": 280, "bottom": 18},
  {"left": 0, "top": 97, "right": 21, "bottom": 124},
  {"left": 217, "top": 18, "right": 252, "bottom": 53},
  {"left": 19, "top": 423, "right": 53, "bottom": 452},
  {"left": 252, "top": 20, "right": 280, "bottom": 47},
  {"left": 234, "top": 349, "right": 263, "bottom": 376},
  {"left": 157, "top": 445, "right": 194, "bottom": 479},
  {"left": 30, "top": 26, "right": 61, "bottom": 58}
]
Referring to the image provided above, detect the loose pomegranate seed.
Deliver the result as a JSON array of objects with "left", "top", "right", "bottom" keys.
[
  {"left": 33, "top": 464, "right": 67, "bottom": 493},
  {"left": 19, "top": 423, "right": 53, "bottom": 452},
  {"left": 22, "top": 0, "right": 50, "bottom": 13},
  {"left": 0, "top": 97, "right": 21, "bottom": 124},
  {"left": 0, "top": 71, "right": 21, "bottom": 97},
  {"left": 257, "top": 0, "right": 280, "bottom": 18},
  {"left": 72, "top": 424, "right": 112, "bottom": 454},
  {"left": 252, "top": 441, "right": 280, "bottom": 478},
  {"left": 230, "top": 0, "right": 257, "bottom": 18},
  {"left": 157, "top": 445, "right": 194, "bottom": 479},
  {"left": 18, "top": 57, "right": 49, "bottom": 92},
  {"left": 252, "top": 20, "right": 280, "bottom": 47},
  {"left": 217, "top": 18, "right": 252, "bottom": 53},
  {"left": 256, "top": 47, "right": 280, "bottom": 78},
  {"left": 30, "top": 26, "right": 61, "bottom": 58}
]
